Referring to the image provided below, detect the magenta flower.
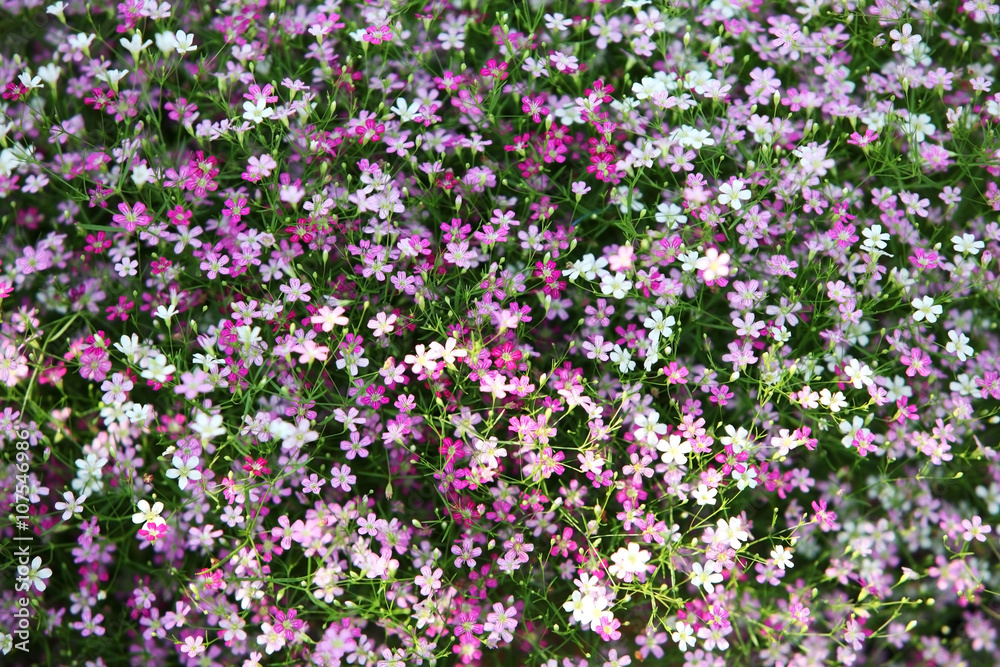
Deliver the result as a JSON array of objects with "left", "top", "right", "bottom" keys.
[
  {"left": 79, "top": 349, "right": 111, "bottom": 382},
  {"left": 453, "top": 612, "right": 483, "bottom": 638},
  {"left": 521, "top": 96, "right": 549, "bottom": 123}
]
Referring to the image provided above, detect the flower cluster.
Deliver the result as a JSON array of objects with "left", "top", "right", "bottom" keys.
[{"left": 1, "top": 0, "right": 1000, "bottom": 666}]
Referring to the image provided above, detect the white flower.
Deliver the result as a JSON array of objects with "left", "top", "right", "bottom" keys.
[
  {"left": 125, "top": 403, "right": 154, "bottom": 426},
  {"left": 655, "top": 202, "right": 687, "bottom": 228},
  {"left": 600, "top": 271, "right": 632, "bottom": 299},
  {"left": 173, "top": 30, "right": 197, "bottom": 54},
  {"left": 656, "top": 433, "right": 692, "bottom": 466},
  {"left": 567, "top": 253, "right": 608, "bottom": 282},
  {"left": 132, "top": 499, "right": 165, "bottom": 524},
  {"left": 139, "top": 352, "right": 175, "bottom": 383},
  {"left": 120, "top": 32, "right": 152, "bottom": 60},
  {"left": 678, "top": 251, "right": 700, "bottom": 273},
  {"left": 242, "top": 99, "right": 274, "bottom": 124},
  {"left": 17, "top": 72, "right": 42, "bottom": 90},
  {"left": 671, "top": 125, "right": 715, "bottom": 149},
  {"left": 911, "top": 295, "right": 942, "bottom": 323},
  {"left": 609, "top": 344, "right": 635, "bottom": 374},
  {"left": 46, "top": 2, "right": 67, "bottom": 19},
  {"left": 165, "top": 455, "right": 202, "bottom": 490},
  {"left": 889, "top": 23, "right": 920, "bottom": 55},
  {"left": 952, "top": 233, "right": 985, "bottom": 255},
  {"left": 192, "top": 411, "right": 226, "bottom": 443},
  {"left": 713, "top": 517, "right": 750, "bottom": 550},
  {"left": 720, "top": 425, "right": 752, "bottom": 453},
  {"left": 97, "top": 69, "right": 129, "bottom": 89},
  {"left": 694, "top": 248, "right": 731, "bottom": 281},
  {"left": 946, "top": 330, "right": 974, "bottom": 361},
  {"left": 733, "top": 467, "right": 758, "bottom": 490},
  {"left": 562, "top": 590, "right": 607, "bottom": 627},
  {"left": 155, "top": 303, "right": 178, "bottom": 325},
  {"left": 633, "top": 410, "right": 666, "bottom": 445},
  {"left": 842, "top": 358, "right": 873, "bottom": 388},
  {"left": 427, "top": 338, "right": 468, "bottom": 365},
  {"left": 155, "top": 30, "right": 178, "bottom": 54},
  {"left": 608, "top": 543, "right": 651, "bottom": 582},
  {"left": 643, "top": 309, "right": 676, "bottom": 344},
  {"left": 828, "top": 390, "right": 848, "bottom": 413},
  {"left": 390, "top": 97, "right": 421, "bottom": 123},
  {"left": 717, "top": 178, "right": 751, "bottom": 210},
  {"left": 114, "top": 334, "right": 141, "bottom": 361},
  {"left": 692, "top": 484, "right": 717, "bottom": 506},
  {"left": 21, "top": 557, "right": 53, "bottom": 593},
  {"left": 672, "top": 621, "right": 696, "bottom": 651},
  {"left": 770, "top": 545, "right": 794, "bottom": 570},
  {"left": 472, "top": 437, "right": 506, "bottom": 469},
  {"left": 37, "top": 64, "right": 61, "bottom": 85},
  {"left": 690, "top": 560, "right": 724, "bottom": 593},
  {"left": 861, "top": 224, "right": 890, "bottom": 253}
]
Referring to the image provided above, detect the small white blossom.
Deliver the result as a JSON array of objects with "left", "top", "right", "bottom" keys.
[
  {"left": 952, "top": 233, "right": 985, "bottom": 255},
  {"left": 911, "top": 295, "right": 942, "bottom": 323},
  {"left": 717, "top": 179, "right": 751, "bottom": 210},
  {"left": 843, "top": 358, "right": 874, "bottom": 388},
  {"left": 946, "top": 330, "right": 974, "bottom": 361}
]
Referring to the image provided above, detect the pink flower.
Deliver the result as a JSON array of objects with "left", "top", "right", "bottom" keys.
[
  {"left": 976, "top": 371, "right": 1000, "bottom": 399},
  {"left": 362, "top": 25, "right": 392, "bottom": 44},
  {"left": 291, "top": 340, "right": 329, "bottom": 364},
  {"left": 480, "top": 59, "right": 508, "bottom": 80},
  {"left": 521, "top": 96, "right": 549, "bottom": 123},
  {"left": 900, "top": 347, "right": 931, "bottom": 377},
  {"left": 311, "top": 305, "right": 349, "bottom": 332},
  {"left": 79, "top": 349, "right": 112, "bottom": 382},
  {"left": 961, "top": 516, "right": 992, "bottom": 542},
  {"left": 223, "top": 196, "right": 249, "bottom": 222},
  {"left": 112, "top": 201, "right": 151, "bottom": 232},
  {"left": 847, "top": 129, "right": 878, "bottom": 147},
  {"left": 593, "top": 612, "right": 622, "bottom": 641},
  {"left": 138, "top": 520, "right": 168, "bottom": 543},
  {"left": 180, "top": 635, "right": 206, "bottom": 659}
]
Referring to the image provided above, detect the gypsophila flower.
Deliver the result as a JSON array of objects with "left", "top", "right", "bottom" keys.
[
  {"left": 952, "top": 233, "right": 985, "bottom": 255},
  {"left": 165, "top": 455, "right": 202, "bottom": 490},
  {"left": 172, "top": 30, "right": 197, "bottom": 54},
  {"left": 843, "top": 358, "right": 874, "bottom": 388},
  {"left": 770, "top": 545, "right": 794, "bottom": 570},
  {"left": 961, "top": 516, "right": 992, "bottom": 542},
  {"left": 694, "top": 248, "right": 731, "bottom": 281},
  {"left": 946, "top": 330, "right": 974, "bottom": 361},
  {"left": 690, "top": 560, "right": 724, "bottom": 593},
  {"left": 609, "top": 345, "right": 635, "bottom": 374},
  {"left": 911, "top": 295, "right": 942, "bottom": 323},
  {"left": 20, "top": 557, "right": 53, "bottom": 592},
  {"left": 53, "top": 490, "right": 87, "bottom": 521},
  {"left": 889, "top": 24, "right": 921, "bottom": 55},
  {"left": 608, "top": 543, "right": 651, "bottom": 582},
  {"left": 672, "top": 621, "right": 696, "bottom": 651},
  {"left": 600, "top": 271, "right": 632, "bottom": 299},
  {"left": 718, "top": 179, "right": 751, "bottom": 210}
]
